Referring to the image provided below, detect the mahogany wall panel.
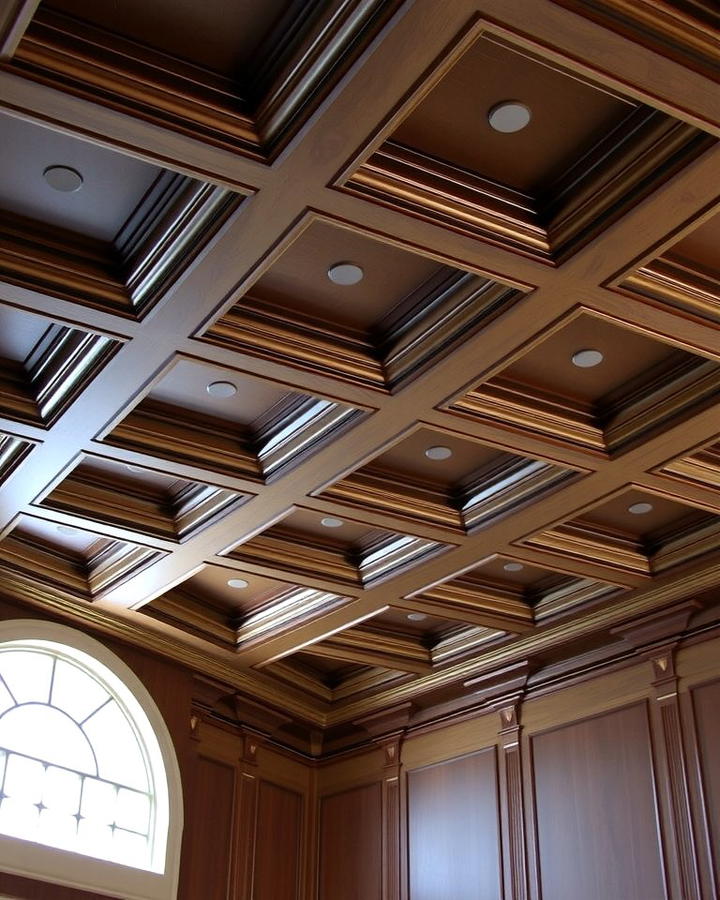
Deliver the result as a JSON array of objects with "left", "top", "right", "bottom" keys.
[
  {"left": 319, "top": 782, "right": 382, "bottom": 900},
  {"left": 407, "top": 749, "right": 502, "bottom": 900},
  {"left": 180, "top": 756, "right": 236, "bottom": 900},
  {"left": 531, "top": 703, "right": 666, "bottom": 900},
  {"left": 254, "top": 780, "right": 303, "bottom": 900},
  {"left": 691, "top": 680, "right": 720, "bottom": 888}
]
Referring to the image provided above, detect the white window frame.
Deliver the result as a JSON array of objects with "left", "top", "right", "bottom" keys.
[{"left": 0, "top": 620, "right": 183, "bottom": 900}]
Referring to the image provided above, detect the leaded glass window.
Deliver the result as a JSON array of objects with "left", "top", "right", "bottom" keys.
[{"left": 0, "top": 644, "right": 157, "bottom": 869}]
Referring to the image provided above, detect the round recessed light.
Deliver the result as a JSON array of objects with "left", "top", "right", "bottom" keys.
[
  {"left": 206, "top": 380, "right": 237, "bottom": 398},
  {"left": 407, "top": 612, "right": 427, "bottom": 622},
  {"left": 503, "top": 562, "right": 524, "bottom": 573},
  {"left": 572, "top": 349, "right": 604, "bottom": 369},
  {"left": 327, "top": 262, "right": 364, "bottom": 286},
  {"left": 43, "top": 165, "right": 84, "bottom": 193},
  {"left": 425, "top": 445, "right": 453, "bottom": 461},
  {"left": 488, "top": 101, "right": 532, "bottom": 134},
  {"left": 56, "top": 524, "right": 78, "bottom": 535},
  {"left": 227, "top": 578, "right": 249, "bottom": 589},
  {"left": 320, "top": 516, "right": 344, "bottom": 528},
  {"left": 628, "top": 502, "right": 654, "bottom": 515}
]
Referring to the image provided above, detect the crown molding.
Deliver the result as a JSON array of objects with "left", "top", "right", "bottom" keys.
[{"left": 343, "top": 112, "right": 712, "bottom": 263}]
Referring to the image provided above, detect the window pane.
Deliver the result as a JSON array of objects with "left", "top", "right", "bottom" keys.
[
  {"left": 37, "top": 808, "right": 78, "bottom": 851},
  {"left": 51, "top": 659, "right": 109, "bottom": 724},
  {"left": 3, "top": 754, "right": 43, "bottom": 803},
  {"left": 77, "top": 818, "right": 113, "bottom": 860},
  {"left": 0, "top": 651, "right": 53, "bottom": 704},
  {"left": 81, "top": 777, "right": 116, "bottom": 825},
  {"left": 111, "top": 827, "right": 150, "bottom": 867},
  {"left": 43, "top": 766, "right": 82, "bottom": 816},
  {"left": 116, "top": 788, "right": 150, "bottom": 834},
  {"left": 0, "top": 706, "right": 96, "bottom": 775},
  {"left": 0, "top": 796, "right": 40, "bottom": 838},
  {"left": 83, "top": 701, "right": 148, "bottom": 791}
]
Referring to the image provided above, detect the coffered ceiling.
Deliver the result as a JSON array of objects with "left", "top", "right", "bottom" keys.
[{"left": 0, "top": 0, "right": 719, "bottom": 755}]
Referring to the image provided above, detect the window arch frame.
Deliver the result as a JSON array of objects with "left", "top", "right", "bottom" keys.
[{"left": 0, "top": 620, "right": 183, "bottom": 900}]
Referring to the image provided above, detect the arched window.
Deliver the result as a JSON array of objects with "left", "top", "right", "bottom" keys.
[{"left": 0, "top": 621, "right": 182, "bottom": 900}]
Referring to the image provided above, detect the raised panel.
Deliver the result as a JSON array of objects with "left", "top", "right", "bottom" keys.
[
  {"left": 408, "top": 748, "right": 502, "bottom": 900},
  {"left": 254, "top": 780, "right": 302, "bottom": 900},
  {"left": 319, "top": 782, "right": 382, "bottom": 900},
  {"left": 531, "top": 703, "right": 666, "bottom": 900},
  {"left": 180, "top": 756, "right": 235, "bottom": 900},
  {"left": 691, "top": 680, "right": 720, "bottom": 887}
]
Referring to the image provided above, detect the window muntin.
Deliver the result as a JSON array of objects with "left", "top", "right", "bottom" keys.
[{"left": 0, "top": 645, "right": 158, "bottom": 870}]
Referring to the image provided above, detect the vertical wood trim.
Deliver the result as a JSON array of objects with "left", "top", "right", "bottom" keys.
[
  {"left": 231, "top": 733, "right": 260, "bottom": 900},
  {"left": 651, "top": 652, "right": 702, "bottom": 900},
  {"left": 684, "top": 682, "right": 720, "bottom": 900},
  {"left": 498, "top": 705, "right": 528, "bottom": 900},
  {"left": 381, "top": 739, "right": 403, "bottom": 900}
]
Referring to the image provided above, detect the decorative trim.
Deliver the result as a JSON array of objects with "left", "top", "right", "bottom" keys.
[
  {"left": 550, "top": 0, "right": 720, "bottom": 81},
  {"left": 343, "top": 112, "right": 712, "bottom": 262},
  {"left": 253, "top": 394, "right": 365, "bottom": 479},
  {"left": 40, "top": 462, "right": 245, "bottom": 542},
  {"left": 228, "top": 527, "right": 446, "bottom": 588},
  {"left": 319, "top": 454, "right": 578, "bottom": 533},
  {"left": 414, "top": 577, "right": 534, "bottom": 633},
  {"left": 524, "top": 512, "right": 720, "bottom": 577},
  {"left": 0, "top": 528, "right": 163, "bottom": 600},
  {"left": 658, "top": 440, "right": 720, "bottom": 490},
  {"left": 115, "top": 171, "right": 243, "bottom": 314},
  {"left": 0, "top": 322, "right": 118, "bottom": 428},
  {"left": 0, "top": 0, "right": 39, "bottom": 59},
  {"left": 105, "top": 392, "right": 362, "bottom": 482},
  {"left": 303, "top": 626, "right": 432, "bottom": 673},
  {"left": 236, "top": 587, "right": 350, "bottom": 649},
  {"left": 202, "top": 271, "right": 521, "bottom": 392},
  {"left": 345, "top": 141, "right": 550, "bottom": 259},
  {"left": 0, "top": 211, "right": 130, "bottom": 313},
  {"left": 25, "top": 324, "right": 118, "bottom": 424},
  {"left": 0, "top": 432, "right": 33, "bottom": 483},
  {"left": 104, "top": 399, "right": 263, "bottom": 481},
  {"left": 618, "top": 255, "right": 720, "bottom": 324},
  {"left": 448, "top": 353, "right": 720, "bottom": 456},
  {"left": 11, "top": 0, "right": 402, "bottom": 159}
]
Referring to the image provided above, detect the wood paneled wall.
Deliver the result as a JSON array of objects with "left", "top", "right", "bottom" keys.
[
  {"left": 0, "top": 598, "right": 719, "bottom": 900},
  {"left": 407, "top": 749, "right": 502, "bottom": 900},
  {"left": 317, "top": 636, "right": 720, "bottom": 900}
]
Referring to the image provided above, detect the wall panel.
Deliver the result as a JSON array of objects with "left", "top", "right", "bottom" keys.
[
  {"left": 319, "top": 782, "right": 382, "bottom": 900},
  {"left": 180, "top": 756, "right": 236, "bottom": 900},
  {"left": 691, "top": 680, "right": 720, "bottom": 888},
  {"left": 531, "top": 703, "right": 666, "bottom": 900},
  {"left": 254, "top": 780, "right": 303, "bottom": 900},
  {"left": 408, "top": 748, "right": 502, "bottom": 900}
]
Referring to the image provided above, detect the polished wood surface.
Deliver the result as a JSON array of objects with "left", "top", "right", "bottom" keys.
[
  {"left": 408, "top": 749, "right": 502, "bottom": 900},
  {"left": 319, "top": 783, "right": 383, "bottom": 900},
  {"left": 254, "top": 781, "right": 303, "bottom": 900},
  {"left": 531, "top": 703, "right": 666, "bottom": 900}
]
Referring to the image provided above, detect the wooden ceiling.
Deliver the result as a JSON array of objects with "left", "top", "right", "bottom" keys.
[{"left": 0, "top": 0, "right": 719, "bottom": 754}]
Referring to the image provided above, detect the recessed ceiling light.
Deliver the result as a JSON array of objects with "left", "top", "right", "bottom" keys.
[
  {"left": 206, "top": 380, "right": 237, "bottom": 398},
  {"left": 56, "top": 524, "right": 78, "bottom": 535},
  {"left": 487, "top": 101, "right": 532, "bottom": 134},
  {"left": 425, "top": 445, "right": 453, "bottom": 461},
  {"left": 227, "top": 578, "right": 249, "bottom": 589},
  {"left": 503, "top": 562, "right": 524, "bottom": 572},
  {"left": 320, "top": 516, "right": 344, "bottom": 528},
  {"left": 628, "top": 502, "right": 654, "bottom": 515},
  {"left": 327, "top": 262, "right": 364, "bottom": 286},
  {"left": 571, "top": 349, "right": 604, "bottom": 368},
  {"left": 43, "top": 165, "right": 84, "bottom": 193},
  {"left": 407, "top": 612, "right": 427, "bottom": 622}
]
